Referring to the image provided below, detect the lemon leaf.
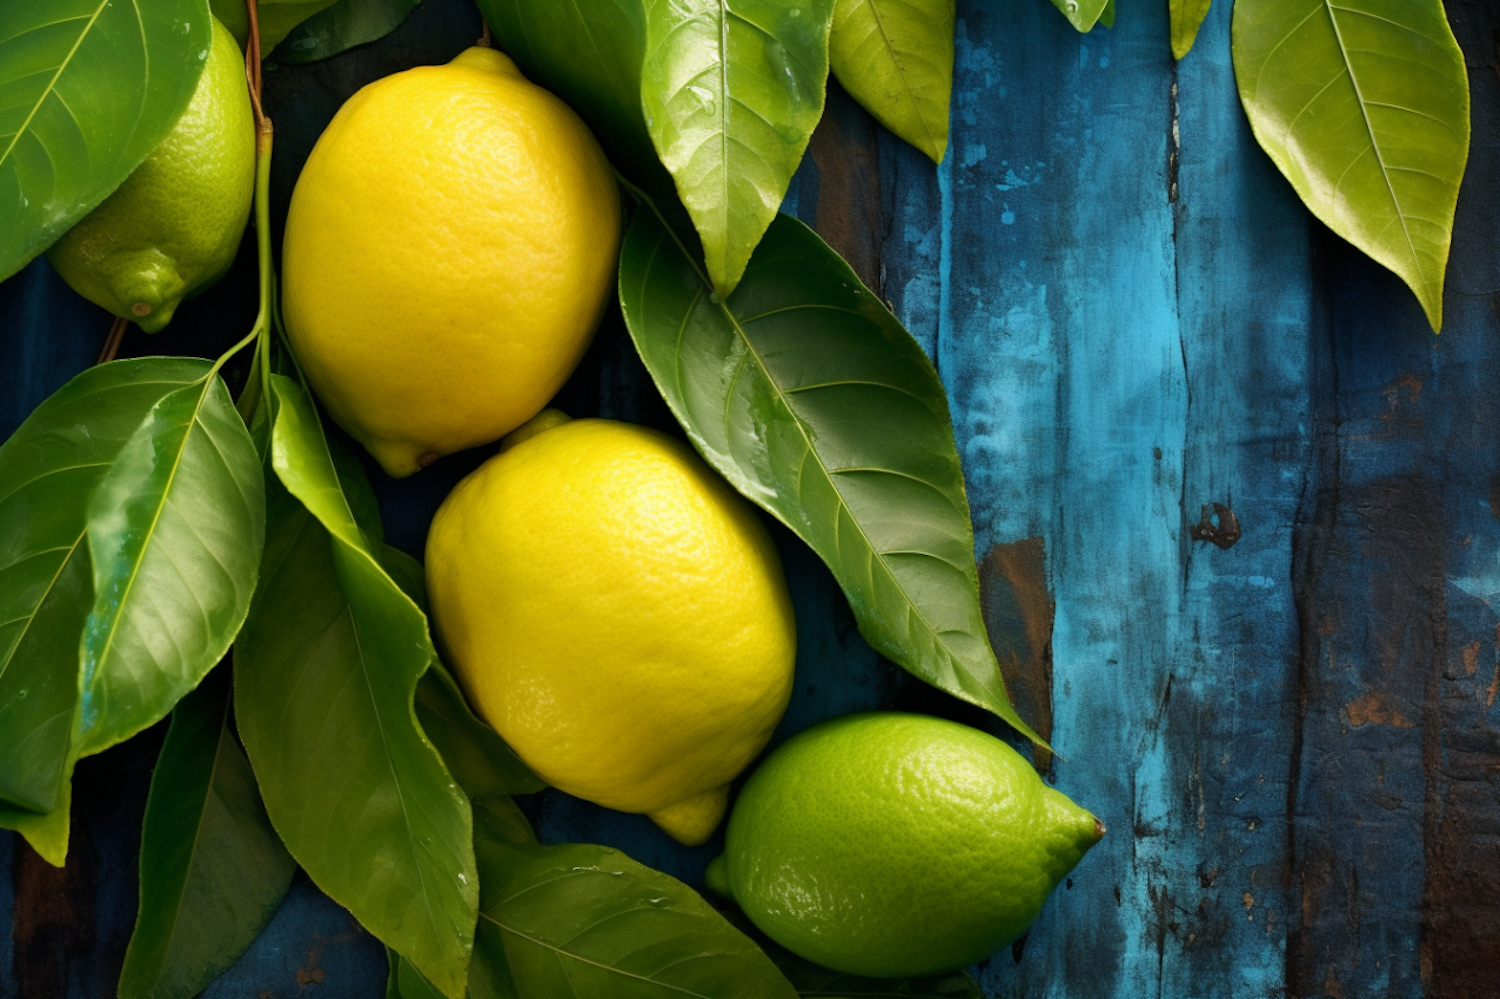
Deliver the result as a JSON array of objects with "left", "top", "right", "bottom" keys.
[
  {"left": 210, "top": 0, "right": 340, "bottom": 53},
  {"left": 0, "top": 360, "right": 207, "bottom": 823},
  {"left": 0, "top": 0, "right": 213, "bottom": 279},
  {"left": 271, "top": 0, "right": 423, "bottom": 65},
  {"left": 476, "top": 0, "right": 665, "bottom": 191},
  {"left": 1047, "top": 0, "right": 1110, "bottom": 32},
  {"left": 234, "top": 375, "right": 476, "bottom": 999},
  {"left": 619, "top": 207, "right": 1044, "bottom": 745},
  {"left": 638, "top": 0, "right": 834, "bottom": 296},
  {"left": 117, "top": 664, "right": 295, "bottom": 999},
  {"left": 829, "top": 0, "right": 954, "bottom": 163},
  {"left": 1232, "top": 0, "right": 1469, "bottom": 332},
  {"left": 1170, "top": 0, "right": 1211, "bottom": 58},
  {"left": 468, "top": 803, "right": 797, "bottom": 999},
  {"left": 75, "top": 370, "right": 265, "bottom": 760}
]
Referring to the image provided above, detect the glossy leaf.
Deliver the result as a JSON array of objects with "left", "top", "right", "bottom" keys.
[
  {"left": 273, "top": 0, "right": 422, "bottom": 64},
  {"left": 0, "top": 0, "right": 212, "bottom": 279},
  {"left": 471, "top": 804, "right": 796, "bottom": 999},
  {"left": 211, "top": 0, "right": 340, "bottom": 53},
  {"left": 1232, "top": 0, "right": 1469, "bottom": 332},
  {"left": 75, "top": 371, "right": 265, "bottom": 759},
  {"left": 118, "top": 665, "right": 295, "bottom": 999},
  {"left": 0, "top": 358, "right": 210, "bottom": 863},
  {"left": 1047, "top": 0, "right": 1110, "bottom": 32},
  {"left": 828, "top": 0, "right": 953, "bottom": 163},
  {"left": 1169, "top": 0, "right": 1209, "bottom": 57},
  {"left": 236, "top": 376, "right": 476, "bottom": 999},
  {"left": 619, "top": 207, "right": 1041, "bottom": 743},
  {"left": 0, "top": 791, "right": 71, "bottom": 867},
  {"left": 416, "top": 663, "right": 546, "bottom": 799},
  {"left": 396, "top": 954, "right": 452, "bottom": 999},
  {"left": 640, "top": 0, "right": 833, "bottom": 295}
]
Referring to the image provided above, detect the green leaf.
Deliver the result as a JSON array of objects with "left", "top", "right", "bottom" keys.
[
  {"left": 0, "top": 358, "right": 211, "bottom": 863},
  {"left": 828, "top": 0, "right": 953, "bottom": 163},
  {"left": 0, "top": 0, "right": 213, "bottom": 279},
  {"left": 1047, "top": 0, "right": 1110, "bottom": 32},
  {"left": 619, "top": 207, "right": 1042, "bottom": 744},
  {"left": 640, "top": 0, "right": 833, "bottom": 296},
  {"left": 75, "top": 371, "right": 265, "bottom": 759},
  {"left": 211, "top": 0, "right": 340, "bottom": 53},
  {"left": 397, "top": 954, "right": 458, "bottom": 999},
  {"left": 1100, "top": 0, "right": 1115, "bottom": 30},
  {"left": 416, "top": 663, "right": 546, "bottom": 799},
  {"left": 272, "top": 0, "right": 422, "bottom": 64},
  {"left": 477, "top": 0, "right": 669, "bottom": 196},
  {"left": 235, "top": 375, "right": 476, "bottom": 999},
  {"left": 118, "top": 664, "right": 295, "bottom": 999},
  {"left": 470, "top": 804, "right": 796, "bottom": 999},
  {"left": 1232, "top": 0, "right": 1469, "bottom": 332},
  {"left": 0, "top": 791, "right": 70, "bottom": 867},
  {"left": 1169, "top": 0, "right": 1209, "bottom": 57}
]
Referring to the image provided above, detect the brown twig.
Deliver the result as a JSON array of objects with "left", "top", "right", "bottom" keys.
[
  {"left": 98, "top": 315, "right": 129, "bottom": 364},
  {"left": 479, "top": 20, "right": 492, "bottom": 48},
  {"left": 244, "top": 0, "right": 265, "bottom": 131}
]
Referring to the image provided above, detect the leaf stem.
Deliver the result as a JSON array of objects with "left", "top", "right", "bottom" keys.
[
  {"left": 97, "top": 315, "right": 129, "bottom": 365},
  {"left": 233, "top": 0, "right": 274, "bottom": 422}
]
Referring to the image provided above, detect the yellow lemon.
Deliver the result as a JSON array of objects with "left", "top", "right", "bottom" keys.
[
  {"left": 281, "top": 48, "right": 620, "bottom": 477},
  {"left": 425, "top": 413, "right": 797, "bottom": 846}
]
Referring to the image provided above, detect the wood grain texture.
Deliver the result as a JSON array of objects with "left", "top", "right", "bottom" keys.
[{"left": 4, "top": 0, "right": 1499, "bottom": 996}]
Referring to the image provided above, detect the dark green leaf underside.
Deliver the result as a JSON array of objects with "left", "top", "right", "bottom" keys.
[
  {"left": 474, "top": 831, "right": 796, "bottom": 999},
  {"left": 272, "top": 0, "right": 422, "bottom": 64},
  {"left": 118, "top": 666, "right": 295, "bottom": 999}
]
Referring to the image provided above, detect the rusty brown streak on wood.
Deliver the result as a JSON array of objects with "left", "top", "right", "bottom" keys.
[
  {"left": 807, "top": 79, "right": 885, "bottom": 297},
  {"left": 980, "top": 538, "right": 1054, "bottom": 767},
  {"left": 12, "top": 837, "right": 95, "bottom": 999}
]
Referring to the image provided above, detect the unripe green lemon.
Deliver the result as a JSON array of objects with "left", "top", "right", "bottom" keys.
[
  {"left": 707, "top": 712, "right": 1103, "bottom": 978},
  {"left": 47, "top": 16, "right": 254, "bottom": 333}
]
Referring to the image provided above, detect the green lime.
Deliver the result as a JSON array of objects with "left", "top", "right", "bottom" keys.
[
  {"left": 706, "top": 712, "right": 1103, "bottom": 978},
  {"left": 47, "top": 15, "right": 254, "bottom": 333}
]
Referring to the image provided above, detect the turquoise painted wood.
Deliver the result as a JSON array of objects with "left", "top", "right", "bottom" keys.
[{"left": 3, "top": 0, "right": 1498, "bottom": 996}]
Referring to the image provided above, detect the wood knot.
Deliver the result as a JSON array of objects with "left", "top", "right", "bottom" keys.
[{"left": 1189, "top": 503, "right": 1241, "bottom": 549}]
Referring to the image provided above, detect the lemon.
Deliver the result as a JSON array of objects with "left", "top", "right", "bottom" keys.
[
  {"left": 425, "top": 413, "right": 796, "bottom": 846},
  {"left": 707, "top": 712, "right": 1103, "bottom": 977},
  {"left": 47, "top": 16, "right": 254, "bottom": 334},
  {"left": 281, "top": 48, "right": 620, "bottom": 478}
]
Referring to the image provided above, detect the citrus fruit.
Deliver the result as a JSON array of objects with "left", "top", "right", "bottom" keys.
[
  {"left": 281, "top": 47, "right": 620, "bottom": 478},
  {"left": 47, "top": 15, "right": 254, "bottom": 334},
  {"left": 425, "top": 413, "right": 797, "bottom": 846},
  {"left": 706, "top": 712, "right": 1103, "bottom": 977}
]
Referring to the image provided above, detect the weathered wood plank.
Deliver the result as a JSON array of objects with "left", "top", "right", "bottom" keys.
[
  {"left": 1288, "top": 4, "right": 1500, "bottom": 997},
  {"left": 1158, "top": 0, "right": 1311, "bottom": 994}
]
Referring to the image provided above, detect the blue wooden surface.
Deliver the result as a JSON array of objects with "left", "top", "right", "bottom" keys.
[{"left": 4, "top": 0, "right": 1499, "bottom": 996}]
